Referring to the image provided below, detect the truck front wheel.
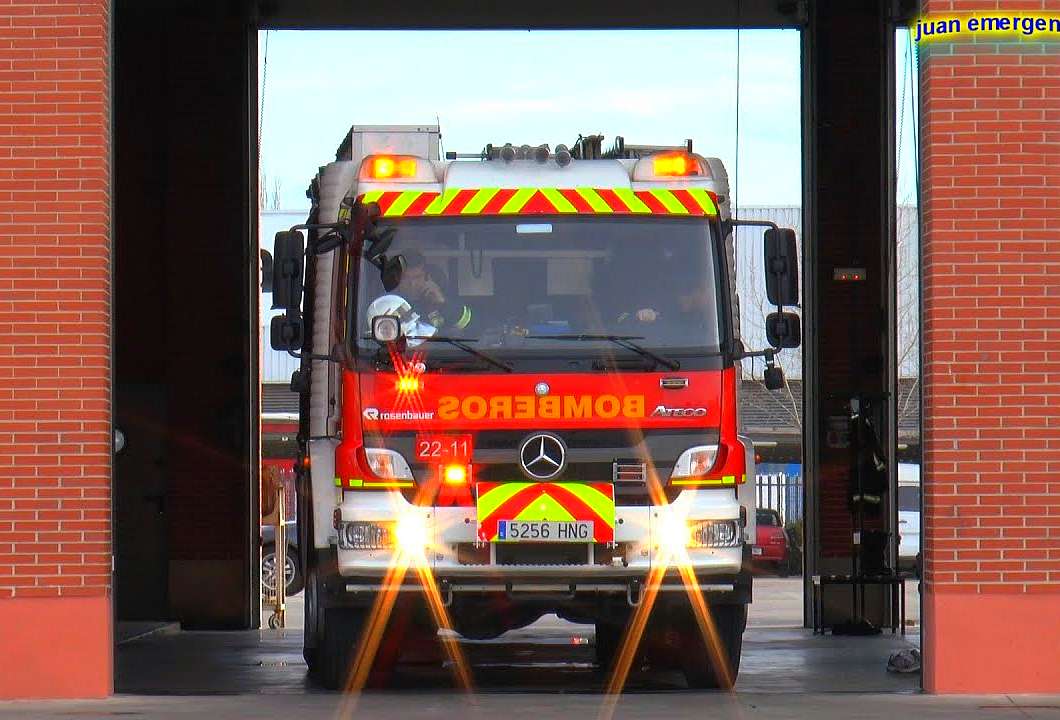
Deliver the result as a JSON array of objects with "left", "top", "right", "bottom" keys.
[
  {"left": 312, "top": 594, "right": 431, "bottom": 690},
  {"left": 678, "top": 603, "right": 746, "bottom": 689},
  {"left": 316, "top": 606, "right": 369, "bottom": 691}
]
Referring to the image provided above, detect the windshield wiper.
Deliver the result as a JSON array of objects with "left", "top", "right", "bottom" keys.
[
  {"left": 525, "top": 334, "right": 680, "bottom": 371},
  {"left": 407, "top": 336, "right": 514, "bottom": 373}
]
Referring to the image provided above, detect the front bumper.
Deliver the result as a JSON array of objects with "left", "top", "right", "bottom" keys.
[{"left": 333, "top": 488, "right": 746, "bottom": 581}]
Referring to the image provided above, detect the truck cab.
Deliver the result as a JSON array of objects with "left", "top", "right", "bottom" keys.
[{"left": 270, "top": 126, "right": 800, "bottom": 689}]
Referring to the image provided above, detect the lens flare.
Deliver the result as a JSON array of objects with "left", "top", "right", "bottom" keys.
[
  {"left": 335, "top": 479, "right": 473, "bottom": 719},
  {"left": 657, "top": 515, "right": 692, "bottom": 556},
  {"left": 602, "top": 560, "right": 668, "bottom": 697},
  {"left": 394, "top": 509, "right": 429, "bottom": 561},
  {"left": 443, "top": 464, "right": 468, "bottom": 486},
  {"left": 393, "top": 352, "right": 424, "bottom": 400},
  {"left": 676, "top": 560, "right": 734, "bottom": 688},
  {"left": 414, "top": 563, "right": 474, "bottom": 692},
  {"left": 395, "top": 375, "right": 421, "bottom": 393},
  {"left": 599, "top": 430, "right": 738, "bottom": 716}
]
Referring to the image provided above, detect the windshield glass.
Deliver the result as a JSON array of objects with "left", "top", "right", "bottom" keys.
[{"left": 354, "top": 216, "right": 722, "bottom": 365}]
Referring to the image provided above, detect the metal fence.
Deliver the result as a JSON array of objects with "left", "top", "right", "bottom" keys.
[{"left": 756, "top": 472, "right": 803, "bottom": 527}]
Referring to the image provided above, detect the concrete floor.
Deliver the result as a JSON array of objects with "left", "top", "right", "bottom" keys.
[
  {"left": 110, "top": 623, "right": 922, "bottom": 695},
  {"left": 3, "top": 694, "right": 1060, "bottom": 720},
  {"left": 4, "top": 582, "right": 1056, "bottom": 719},
  {"left": 261, "top": 576, "right": 922, "bottom": 633},
  {"left": 197, "top": 575, "right": 925, "bottom": 697},
  {"left": 747, "top": 576, "right": 921, "bottom": 629}
]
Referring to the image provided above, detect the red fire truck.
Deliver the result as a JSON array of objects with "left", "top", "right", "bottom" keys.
[{"left": 270, "top": 126, "right": 800, "bottom": 689}]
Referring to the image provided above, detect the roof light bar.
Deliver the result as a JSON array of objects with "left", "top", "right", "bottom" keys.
[
  {"left": 632, "top": 151, "right": 711, "bottom": 182},
  {"left": 360, "top": 154, "right": 435, "bottom": 182},
  {"left": 653, "top": 151, "right": 700, "bottom": 177}
]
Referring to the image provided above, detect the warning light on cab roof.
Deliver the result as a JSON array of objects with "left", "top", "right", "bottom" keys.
[
  {"left": 652, "top": 151, "right": 701, "bottom": 177},
  {"left": 632, "top": 151, "right": 709, "bottom": 182},
  {"left": 363, "top": 154, "right": 420, "bottom": 180}
]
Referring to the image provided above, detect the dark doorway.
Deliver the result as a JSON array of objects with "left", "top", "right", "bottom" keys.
[{"left": 113, "top": 1, "right": 259, "bottom": 630}]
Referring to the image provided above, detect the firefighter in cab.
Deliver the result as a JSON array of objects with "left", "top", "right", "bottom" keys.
[{"left": 365, "top": 250, "right": 473, "bottom": 347}]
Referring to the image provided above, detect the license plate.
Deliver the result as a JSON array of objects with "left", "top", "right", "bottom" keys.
[
  {"left": 496, "top": 520, "right": 594, "bottom": 543},
  {"left": 476, "top": 482, "right": 615, "bottom": 543},
  {"left": 752, "top": 546, "right": 763, "bottom": 556},
  {"left": 415, "top": 433, "right": 472, "bottom": 462}
]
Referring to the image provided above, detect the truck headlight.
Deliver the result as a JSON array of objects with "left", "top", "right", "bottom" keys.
[
  {"left": 688, "top": 520, "right": 741, "bottom": 548},
  {"left": 671, "top": 445, "right": 720, "bottom": 479},
  {"left": 394, "top": 510, "right": 429, "bottom": 559},
  {"left": 364, "top": 448, "right": 414, "bottom": 480},
  {"left": 338, "top": 521, "right": 393, "bottom": 550}
]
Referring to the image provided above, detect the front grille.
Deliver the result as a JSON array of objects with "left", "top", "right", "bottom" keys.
[
  {"left": 470, "top": 543, "right": 624, "bottom": 566},
  {"left": 456, "top": 543, "right": 490, "bottom": 565},
  {"left": 496, "top": 543, "right": 588, "bottom": 566},
  {"left": 613, "top": 459, "right": 647, "bottom": 483}
]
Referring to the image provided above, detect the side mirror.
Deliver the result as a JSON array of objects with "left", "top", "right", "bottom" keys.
[
  {"left": 764, "top": 228, "right": 798, "bottom": 306},
  {"left": 364, "top": 226, "right": 396, "bottom": 266},
  {"left": 764, "top": 365, "right": 785, "bottom": 391},
  {"left": 272, "top": 230, "right": 305, "bottom": 311},
  {"left": 313, "top": 230, "right": 345, "bottom": 255},
  {"left": 766, "top": 311, "right": 801, "bottom": 349},
  {"left": 260, "top": 249, "right": 273, "bottom": 293},
  {"left": 381, "top": 255, "right": 405, "bottom": 292},
  {"left": 270, "top": 313, "right": 303, "bottom": 352}
]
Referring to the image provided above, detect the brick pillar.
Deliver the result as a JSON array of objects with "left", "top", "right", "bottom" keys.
[
  {"left": 919, "top": 0, "right": 1060, "bottom": 693},
  {"left": 0, "top": 1, "right": 112, "bottom": 698}
]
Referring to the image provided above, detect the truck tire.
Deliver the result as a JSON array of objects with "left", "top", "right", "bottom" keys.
[
  {"left": 312, "top": 596, "right": 416, "bottom": 690},
  {"left": 317, "top": 606, "right": 366, "bottom": 691},
  {"left": 302, "top": 568, "right": 323, "bottom": 671},
  {"left": 679, "top": 604, "right": 746, "bottom": 689}
]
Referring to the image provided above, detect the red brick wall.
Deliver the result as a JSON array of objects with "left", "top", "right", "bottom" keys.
[
  {"left": 919, "top": 0, "right": 1060, "bottom": 693},
  {"left": 0, "top": 0, "right": 111, "bottom": 698}
]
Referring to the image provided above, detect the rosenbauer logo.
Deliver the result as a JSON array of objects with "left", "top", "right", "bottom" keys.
[{"left": 362, "top": 407, "right": 435, "bottom": 422}]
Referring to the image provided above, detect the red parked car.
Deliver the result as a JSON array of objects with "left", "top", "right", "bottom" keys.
[{"left": 753, "top": 508, "right": 790, "bottom": 576}]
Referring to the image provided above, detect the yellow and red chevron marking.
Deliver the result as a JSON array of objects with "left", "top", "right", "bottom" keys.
[
  {"left": 356, "top": 187, "right": 718, "bottom": 218},
  {"left": 476, "top": 482, "right": 616, "bottom": 543}
]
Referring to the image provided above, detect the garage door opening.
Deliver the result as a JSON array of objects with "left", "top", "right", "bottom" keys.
[{"left": 111, "top": 5, "right": 922, "bottom": 698}]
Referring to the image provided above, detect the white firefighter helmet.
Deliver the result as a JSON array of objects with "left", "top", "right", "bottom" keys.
[{"left": 364, "top": 293, "right": 437, "bottom": 348}]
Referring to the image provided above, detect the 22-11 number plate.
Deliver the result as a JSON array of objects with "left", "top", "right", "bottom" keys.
[
  {"left": 496, "top": 520, "right": 594, "bottom": 543},
  {"left": 415, "top": 434, "right": 472, "bottom": 462}
]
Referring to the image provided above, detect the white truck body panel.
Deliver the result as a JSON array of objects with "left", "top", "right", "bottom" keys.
[{"left": 339, "top": 124, "right": 440, "bottom": 163}]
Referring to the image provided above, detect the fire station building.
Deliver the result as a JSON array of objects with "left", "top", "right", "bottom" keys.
[{"left": 0, "top": 0, "right": 1057, "bottom": 700}]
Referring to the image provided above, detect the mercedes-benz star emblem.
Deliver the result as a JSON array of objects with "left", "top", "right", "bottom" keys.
[{"left": 518, "top": 433, "right": 567, "bottom": 480}]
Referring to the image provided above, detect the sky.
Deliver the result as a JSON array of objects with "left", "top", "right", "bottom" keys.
[
  {"left": 895, "top": 28, "right": 921, "bottom": 206},
  {"left": 257, "top": 29, "right": 921, "bottom": 379},
  {"left": 257, "top": 29, "right": 807, "bottom": 210},
  {"left": 257, "top": 28, "right": 919, "bottom": 210}
]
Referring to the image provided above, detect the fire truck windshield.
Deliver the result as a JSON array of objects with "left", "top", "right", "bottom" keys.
[{"left": 354, "top": 216, "right": 723, "bottom": 367}]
